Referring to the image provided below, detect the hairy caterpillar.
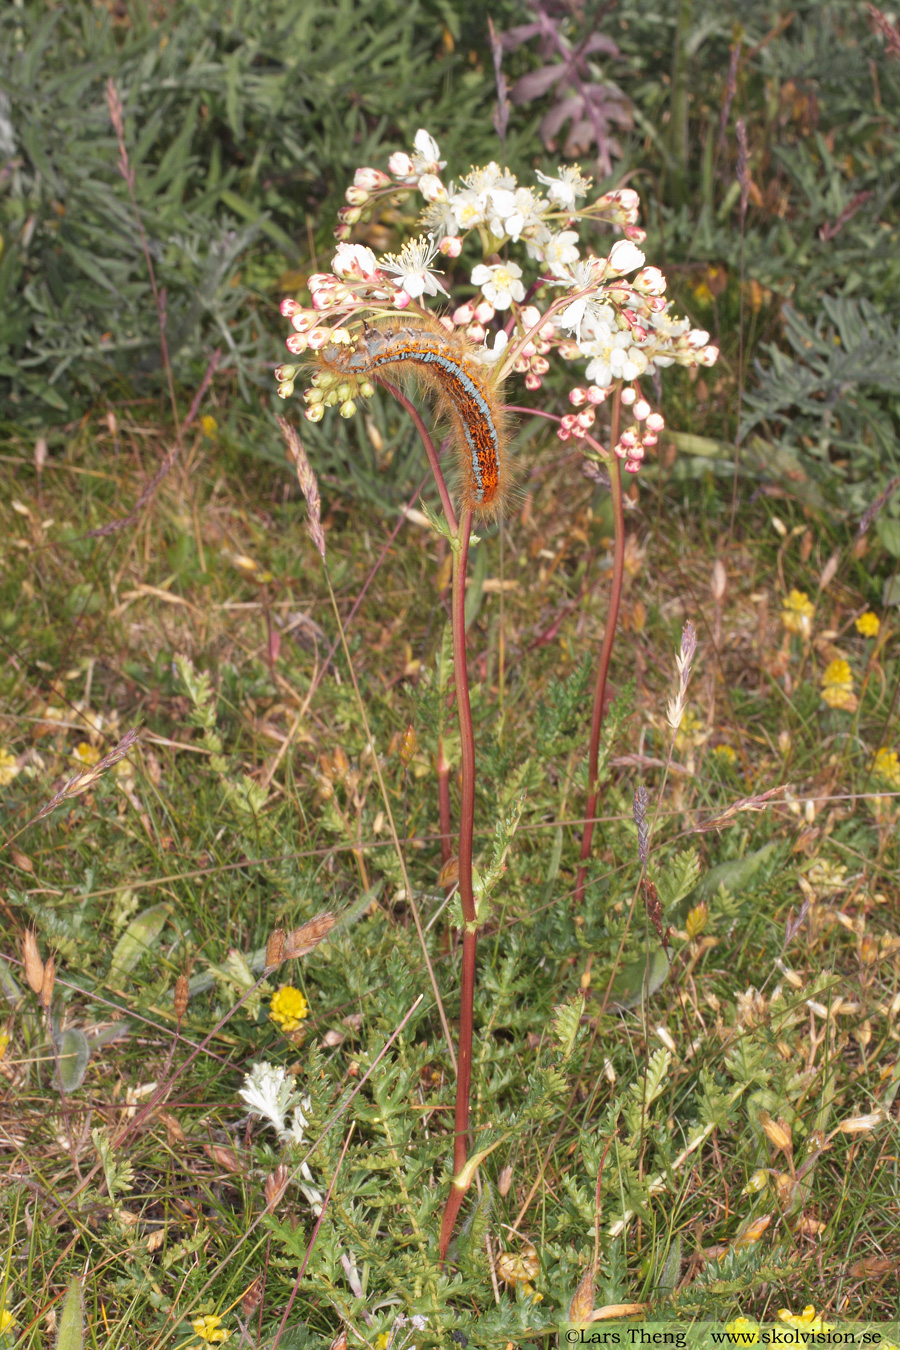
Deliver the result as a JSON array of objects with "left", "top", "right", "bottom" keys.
[{"left": 318, "top": 315, "right": 511, "bottom": 519}]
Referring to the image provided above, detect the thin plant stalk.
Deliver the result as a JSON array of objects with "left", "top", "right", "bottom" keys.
[
  {"left": 439, "top": 509, "right": 477, "bottom": 1259},
  {"left": 575, "top": 387, "right": 624, "bottom": 906}
]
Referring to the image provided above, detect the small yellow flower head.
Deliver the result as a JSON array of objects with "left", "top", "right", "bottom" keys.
[
  {"left": 201, "top": 415, "right": 218, "bottom": 437},
  {"left": 781, "top": 589, "right": 814, "bottom": 637},
  {"left": 725, "top": 1319, "right": 759, "bottom": 1343},
  {"left": 192, "top": 1314, "right": 230, "bottom": 1344},
  {"left": 375, "top": 1336, "right": 390, "bottom": 1350},
  {"left": 0, "top": 1032, "right": 9, "bottom": 1060},
  {"left": 674, "top": 707, "right": 705, "bottom": 752},
  {"left": 269, "top": 985, "right": 309, "bottom": 1032},
  {"left": 0, "top": 1308, "right": 16, "bottom": 1334},
  {"left": 73, "top": 741, "right": 101, "bottom": 766},
  {"left": 712, "top": 744, "right": 737, "bottom": 764},
  {"left": 0, "top": 749, "right": 20, "bottom": 787},
  {"left": 855, "top": 611, "right": 880, "bottom": 637},
  {"left": 820, "top": 659, "right": 856, "bottom": 710},
  {"left": 873, "top": 747, "right": 900, "bottom": 789},
  {"left": 778, "top": 1307, "right": 833, "bottom": 1333}
]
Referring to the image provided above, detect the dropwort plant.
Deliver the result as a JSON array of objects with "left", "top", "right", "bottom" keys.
[{"left": 276, "top": 127, "right": 718, "bottom": 1257}]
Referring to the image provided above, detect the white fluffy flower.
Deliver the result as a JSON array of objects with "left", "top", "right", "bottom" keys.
[
  {"left": 607, "top": 239, "right": 646, "bottom": 276},
  {"left": 378, "top": 234, "right": 449, "bottom": 298},
  {"left": 412, "top": 129, "right": 445, "bottom": 174},
  {"left": 470, "top": 261, "right": 525, "bottom": 310},
  {"left": 450, "top": 188, "right": 488, "bottom": 232},
  {"left": 239, "top": 1063, "right": 301, "bottom": 1138},
  {"left": 331, "top": 243, "right": 378, "bottom": 280},
  {"left": 539, "top": 230, "right": 581, "bottom": 276},
  {"left": 535, "top": 165, "right": 592, "bottom": 210}
]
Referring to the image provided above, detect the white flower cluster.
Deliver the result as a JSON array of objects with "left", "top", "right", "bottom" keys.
[
  {"left": 238, "top": 1062, "right": 324, "bottom": 1214},
  {"left": 274, "top": 128, "right": 719, "bottom": 476}
]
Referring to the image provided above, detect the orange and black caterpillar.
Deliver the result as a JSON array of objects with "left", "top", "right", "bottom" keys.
[{"left": 318, "top": 315, "right": 511, "bottom": 519}]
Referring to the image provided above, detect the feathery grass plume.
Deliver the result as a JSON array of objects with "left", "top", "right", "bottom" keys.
[
  {"left": 284, "top": 911, "right": 336, "bottom": 959},
  {"left": 277, "top": 415, "right": 326, "bottom": 560},
  {"left": 632, "top": 784, "right": 649, "bottom": 866},
  {"left": 22, "top": 930, "right": 44, "bottom": 994},
  {"left": 32, "top": 728, "right": 141, "bottom": 823},
  {"left": 666, "top": 621, "right": 697, "bottom": 734},
  {"left": 693, "top": 783, "right": 791, "bottom": 833},
  {"left": 173, "top": 974, "right": 189, "bottom": 1021},
  {"left": 265, "top": 927, "right": 286, "bottom": 971}
]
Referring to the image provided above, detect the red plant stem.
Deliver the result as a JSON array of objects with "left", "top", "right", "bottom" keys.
[
  {"left": 437, "top": 737, "right": 453, "bottom": 870},
  {"left": 376, "top": 378, "right": 458, "bottom": 533},
  {"left": 439, "top": 507, "right": 477, "bottom": 1261},
  {"left": 575, "top": 388, "right": 624, "bottom": 905}
]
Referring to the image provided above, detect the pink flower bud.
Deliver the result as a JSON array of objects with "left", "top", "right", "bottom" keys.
[
  {"left": 475, "top": 300, "right": 495, "bottom": 324},
  {"left": 633, "top": 399, "right": 651, "bottom": 420},
  {"left": 276, "top": 380, "right": 294, "bottom": 399},
  {"left": 466, "top": 322, "right": 485, "bottom": 344},
  {"left": 624, "top": 457, "right": 642, "bottom": 473},
  {"left": 614, "top": 440, "right": 628, "bottom": 459},
  {"left": 304, "top": 403, "right": 325, "bottom": 422},
  {"left": 338, "top": 205, "right": 361, "bottom": 225},
  {"left": 633, "top": 266, "right": 666, "bottom": 296},
  {"left": 290, "top": 311, "right": 313, "bottom": 332},
  {"left": 387, "top": 152, "right": 415, "bottom": 178},
  {"left": 624, "top": 226, "right": 647, "bottom": 244},
  {"left": 354, "top": 166, "right": 390, "bottom": 190},
  {"left": 641, "top": 433, "right": 657, "bottom": 447},
  {"left": 452, "top": 302, "right": 475, "bottom": 325},
  {"left": 307, "top": 328, "right": 331, "bottom": 350},
  {"left": 557, "top": 426, "right": 571, "bottom": 442},
  {"left": 530, "top": 355, "right": 549, "bottom": 376},
  {"left": 521, "top": 305, "right": 542, "bottom": 329},
  {"left": 345, "top": 185, "right": 369, "bottom": 207},
  {"left": 576, "top": 409, "right": 595, "bottom": 429},
  {"left": 439, "top": 235, "right": 463, "bottom": 257},
  {"left": 311, "top": 290, "right": 334, "bottom": 311},
  {"left": 286, "top": 333, "right": 308, "bottom": 355},
  {"left": 620, "top": 386, "right": 636, "bottom": 406},
  {"left": 274, "top": 364, "right": 297, "bottom": 382},
  {"left": 648, "top": 296, "right": 667, "bottom": 313},
  {"left": 587, "top": 386, "right": 607, "bottom": 405},
  {"left": 700, "top": 345, "right": 719, "bottom": 366},
  {"left": 569, "top": 387, "right": 587, "bottom": 406},
  {"left": 558, "top": 341, "right": 580, "bottom": 360},
  {"left": 333, "top": 223, "right": 352, "bottom": 242},
  {"left": 521, "top": 341, "right": 536, "bottom": 358},
  {"left": 571, "top": 422, "right": 586, "bottom": 439},
  {"left": 619, "top": 429, "right": 637, "bottom": 449},
  {"left": 631, "top": 325, "right": 648, "bottom": 342},
  {"left": 524, "top": 372, "right": 542, "bottom": 391},
  {"left": 561, "top": 414, "right": 578, "bottom": 431},
  {"left": 513, "top": 356, "right": 530, "bottom": 374},
  {"left": 540, "top": 323, "right": 555, "bottom": 341},
  {"left": 645, "top": 413, "right": 665, "bottom": 433},
  {"left": 687, "top": 328, "right": 710, "bottom": 348},
  {"left": 393, "top": 289, "right": 412, "bottom": 309},
  {"left": 280, "top": 298, "right": 300, "bottom": 318},
  {"left": 537, "top": 340, "right": 552, "bottom": 355}
]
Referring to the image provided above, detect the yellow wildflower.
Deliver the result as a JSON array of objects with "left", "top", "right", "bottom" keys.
[
  {"left": 375, "top": 1336, "right": 390, "bottom": 1350},
  {"left": 0, "top": 749, "right": 20, "bottom": 787},
  {"left": 73, "top": 742, "right": 101, "bottom": 766},
  {"left": 778, "top": 1307, "right": 833, "bottom": 1333},
  {"left": 0, "top": 1308, "right": 15, "bottom": 1334},
  {"left": 674, "top": 708, "right": 706, "bottom": 752},
  {"left": 269, "top": 985, "right": 309, "bottom": 1032},
  {"left": 873, "top": 747, "right": 900, "bottom": 789},
  {"left": 201, "top": 415, "right": 218, "bottom": 437},
  {"left": 781, "top": 589, "right": 814, "bottom": 637},
  {"left": 712, "top": 744, "right": 737, "bottom": 763},
  {"left": 0, "top": 1032, "right": 9, "bottom": 1060},
  {"left": 855, "top": 611, "right": 880, "bottom": 637},
  {"left": 192, "top": 1314, "right": 230, "bottom": 1343},
  {"left": 820, "top": 659, "right": 856, "bottom": 711},
  {"left": 725, "top": 1319, "right": 759, "bottom": 1343}
]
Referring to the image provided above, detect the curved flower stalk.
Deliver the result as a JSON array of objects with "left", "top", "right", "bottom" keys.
[{"left": 274, "top": 127, "right": 718, "bottom": 1255}]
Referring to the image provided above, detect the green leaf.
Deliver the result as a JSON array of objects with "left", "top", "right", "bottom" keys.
[
  {"left": 690, "top": 843, "right": 778, "bottom": 906},
  {"left": 108, "top": 903, "right": 171, "bottom": 982},
  {"left": 56, "top": 1276, "right": 84, "bottom": 1350},
  {"left": 55, "top": 1028, "right": 90, "bottom": 1093},
  {"left": 654, "top": 1232, "right": 682, "bottom": 1295},
  {"left": 607, "top": 947, "right": 670, "bottom": 1010}
]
